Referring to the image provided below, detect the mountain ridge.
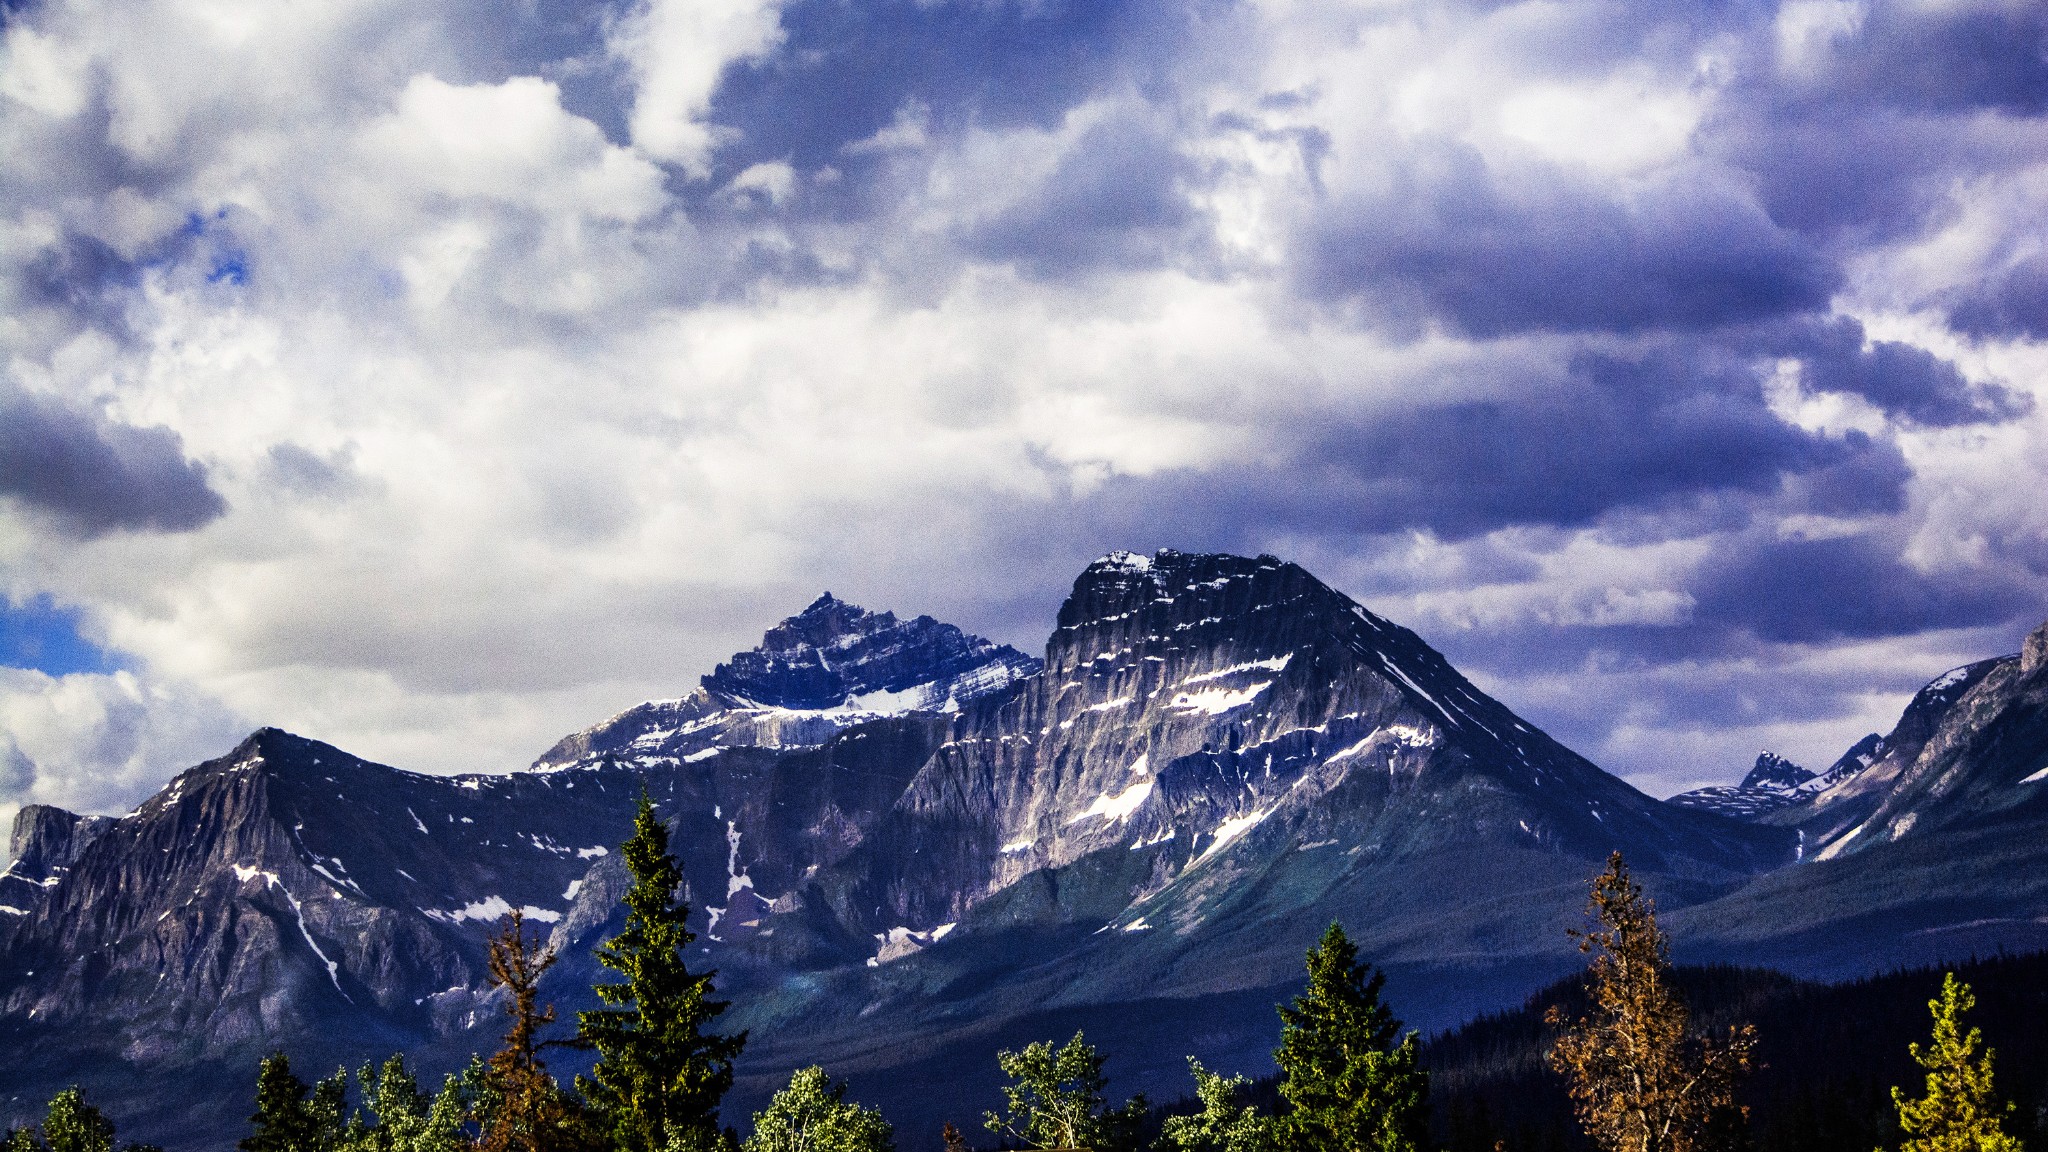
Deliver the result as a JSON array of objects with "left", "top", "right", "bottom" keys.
[{"left": 0, "top": 552, "right": 2042, "bottom": 1149}]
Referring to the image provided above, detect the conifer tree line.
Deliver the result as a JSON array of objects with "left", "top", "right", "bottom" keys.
[{"left": 5, "top": 814, "right": 2030, "bottom": 1152}]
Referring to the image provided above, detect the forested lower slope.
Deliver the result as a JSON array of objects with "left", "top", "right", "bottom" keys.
[{"left": 1422, "top": 951, "right": 2048, "bottom": 1152}]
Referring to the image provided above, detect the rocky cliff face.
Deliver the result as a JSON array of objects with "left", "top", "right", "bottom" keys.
[
  {"left": 0, "top": 805, "right": 113, "bottom": 917},
  {"left": 1666, "top": 617, "right": 2048, "bottom": 978},
  {"left": 1667, "top": 641, "right": 2042, "bottom": 864},
  {"left": 792, "top": 551, "right": 1787, "bottom": 951},
  {"left": 0, "top": 729, "right": 655, "bottom": 1058},
  {"left": 1743, "top": 753, "right": 1815, "bottom": 791},
  {"left": 1787, "top": 627, "right": 2048, "bottom": 860},
  {"left": 704, "top": 593, "right": 1039, "bottom": 711}
]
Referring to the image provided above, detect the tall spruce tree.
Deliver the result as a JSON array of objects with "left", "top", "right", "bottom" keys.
[
  {"left": 577, "top": 794, "right": 746, "bottom": 1152},
  {"left": 1887, "top": 973, "right": 2024, "bottom": 1152},
  {"left": 1546, "top": 853, "right": 1754, "bottom": 1152},
  {"left": 1273, "top": 922, "right": 1429, "bottom": 1152}
]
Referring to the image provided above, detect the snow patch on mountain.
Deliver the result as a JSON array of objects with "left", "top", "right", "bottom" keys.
[
  {"left": 1068, "top": 778, "right": 1154, "bottom": 824},
  {"left": 1169, "top": 684, "right": 1271, "bottom": 715},
  {"left": 1196, "top": 808, "right": 1274, "bottom": 864},
  {"left": 424, "top": 895, "right": 562, "bottom": 925},
  {"left": 867, "top": 922, "right": 957, "bottom": 966}
]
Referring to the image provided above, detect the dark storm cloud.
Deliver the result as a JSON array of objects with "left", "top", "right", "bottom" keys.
[
  {"left": 1791, "top": 317, "right": 2032, "bottom": 427},
  {"left": 1298, "top": 149, "right": 1838, "bottom": 337},
  {"left": 0, "top": 390, "right": 226, "bottom": 537},
  {"left": 1789, "top": 2, "right": 2048, "bottom": 118},
  {"left": 1291, "top": 348, "right": 1900, "bottom": 538},
  {"left": 1692, "top": 533, "right": 2037, "bottom": 645},
  {"left": 1705, "top": 3, "right": 2048, "bottom": 244},
  {"left": 723, "top": 0, "right": 1184, "bottom": 152},
  {"left": 929, "top": 339, "right": 1911, "bottom": 578},
  {"left": 1199, "top": 345, "right": 1904, "bottom": 542}
]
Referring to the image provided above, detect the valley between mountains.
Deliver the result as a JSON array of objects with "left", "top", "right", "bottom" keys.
[{"left": 3, "top": 550, "right": 2047, "bottom": 1149}]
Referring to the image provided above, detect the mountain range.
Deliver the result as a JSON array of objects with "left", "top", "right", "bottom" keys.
[{"left": 2, "top": 550, "right": 2045, "bottom": 1148}]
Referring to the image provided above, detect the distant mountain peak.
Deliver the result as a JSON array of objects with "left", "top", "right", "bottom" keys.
[
  {"left": 1742, "top": 752, "right": 1815, "bottom": 791},
  {"left": 703, "top": 594, "right": 1039, "bottom": 711}
]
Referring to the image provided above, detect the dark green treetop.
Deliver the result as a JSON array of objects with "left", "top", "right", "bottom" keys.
[
  {"left": 577, "top": 794, "right": 746, "bottom": 1152},
  {"left": 1273, "top": 923, "right": 1429, "bottom": 1152},
  {"left": 241, "top": 1053, "right": 348, "bottom": 1152}
]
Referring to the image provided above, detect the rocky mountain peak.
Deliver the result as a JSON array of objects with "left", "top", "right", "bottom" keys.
[
  {"left": 1742, "top": 752, "right": 1814, "bottom": 791},
  {"left": 703, "top": 593, "right": 1039, "bottom": 711},
  {"left": 1814, "top": 732, "right": 1886, "bottom": 786},
  {"left": 2024, "top": 616, "right": 2048, "bottom": 677},
  {"left": 0, "top": 805, "right": 114, "bottom": 917}
]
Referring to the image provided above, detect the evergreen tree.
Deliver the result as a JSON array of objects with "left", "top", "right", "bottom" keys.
[
  {"left": 2, "top": 1087, "right": 161, "bottom": 1152},
  {"left": 1887, "top": 973, "right": 2024, "bottom": 1152},
  {"left": 1159, "top": 1060, "right": 1279, "bottom": 1152},
  {"left": 1273, "top": 923, "right": 1429, "bottom": 1152},
  {"left": 577, "top": 795, "right": 746, "bottom": 1152},
  {"left": 743, "top": 1067, "right": 893, "bottom": 1152},
  {"left": 984, "top": 1032, "right": 1146, "bottom": 1152},
  {"left": 1546, "top": 853, "right": 1754, "bottom": 1152},
  {"left": 242, "top": 1052, "right": 348, "bottom": 1152}
]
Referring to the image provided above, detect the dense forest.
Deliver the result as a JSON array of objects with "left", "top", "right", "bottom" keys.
[
  {"left": 8, "top": 806, "right": 2040, "bottom": 1152},
  {"left": 1428, "top": 950, "right": 2048, "bottom": 1152}
]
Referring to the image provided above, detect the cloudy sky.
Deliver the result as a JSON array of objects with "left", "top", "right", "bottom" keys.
[{"left": 2, "top": 0, "right": 2046, "bottom": 843}]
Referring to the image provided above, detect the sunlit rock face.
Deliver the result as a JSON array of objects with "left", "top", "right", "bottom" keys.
[{"left": 823, "top": 549, "right": 1788, "bottom": 946}]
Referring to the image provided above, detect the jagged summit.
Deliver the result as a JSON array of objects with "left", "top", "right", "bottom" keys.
[
  {"left": 1742, "top": 752, "right": 1814, "bottom": 791},
  {"left": 532, "top": 593, "right": 1039, "bottom": 772},
  {"left": 1671, "top": 749, "right": 1826, "bottom": 819},
  {"left": 1668, "top": 644, "right": 2042, "bottom": 857},
  {"left": 704, "top": 591, "right": 1038, "bottom": 711}
]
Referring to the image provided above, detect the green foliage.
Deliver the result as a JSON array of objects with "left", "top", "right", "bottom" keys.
[
  {"left": 743, "top": 1067, "right": 893, "bottom": 1152},
  {"left": 242, "top": 1053, "right": 349, "bottom": 1152},
  {"left": 577, "top": 794, "right": 746, "bottom": 1152},
  {"left": 336, "top": 1055, "right": 466, "bottom": 1152},
  {"left": 1887, "top": 973, "right": 2025, "bottom": 1152},
  {"left": 984, "top": 1031, "right": 1146, "bottom": 1152},
  {"left": 1158, "top": 1060, "right": 1279, "bottom": 1152},
  {"left": 1, "top": 1087, "right": 160, "bottom": 1152},
  {"left": 1273, "top": 923, "right": 1429, "bottom": 1152}
]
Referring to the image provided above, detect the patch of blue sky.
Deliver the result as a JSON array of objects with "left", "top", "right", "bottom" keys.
[{"left": 0, "top": 596, "right": 123, "bottom": 676}]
